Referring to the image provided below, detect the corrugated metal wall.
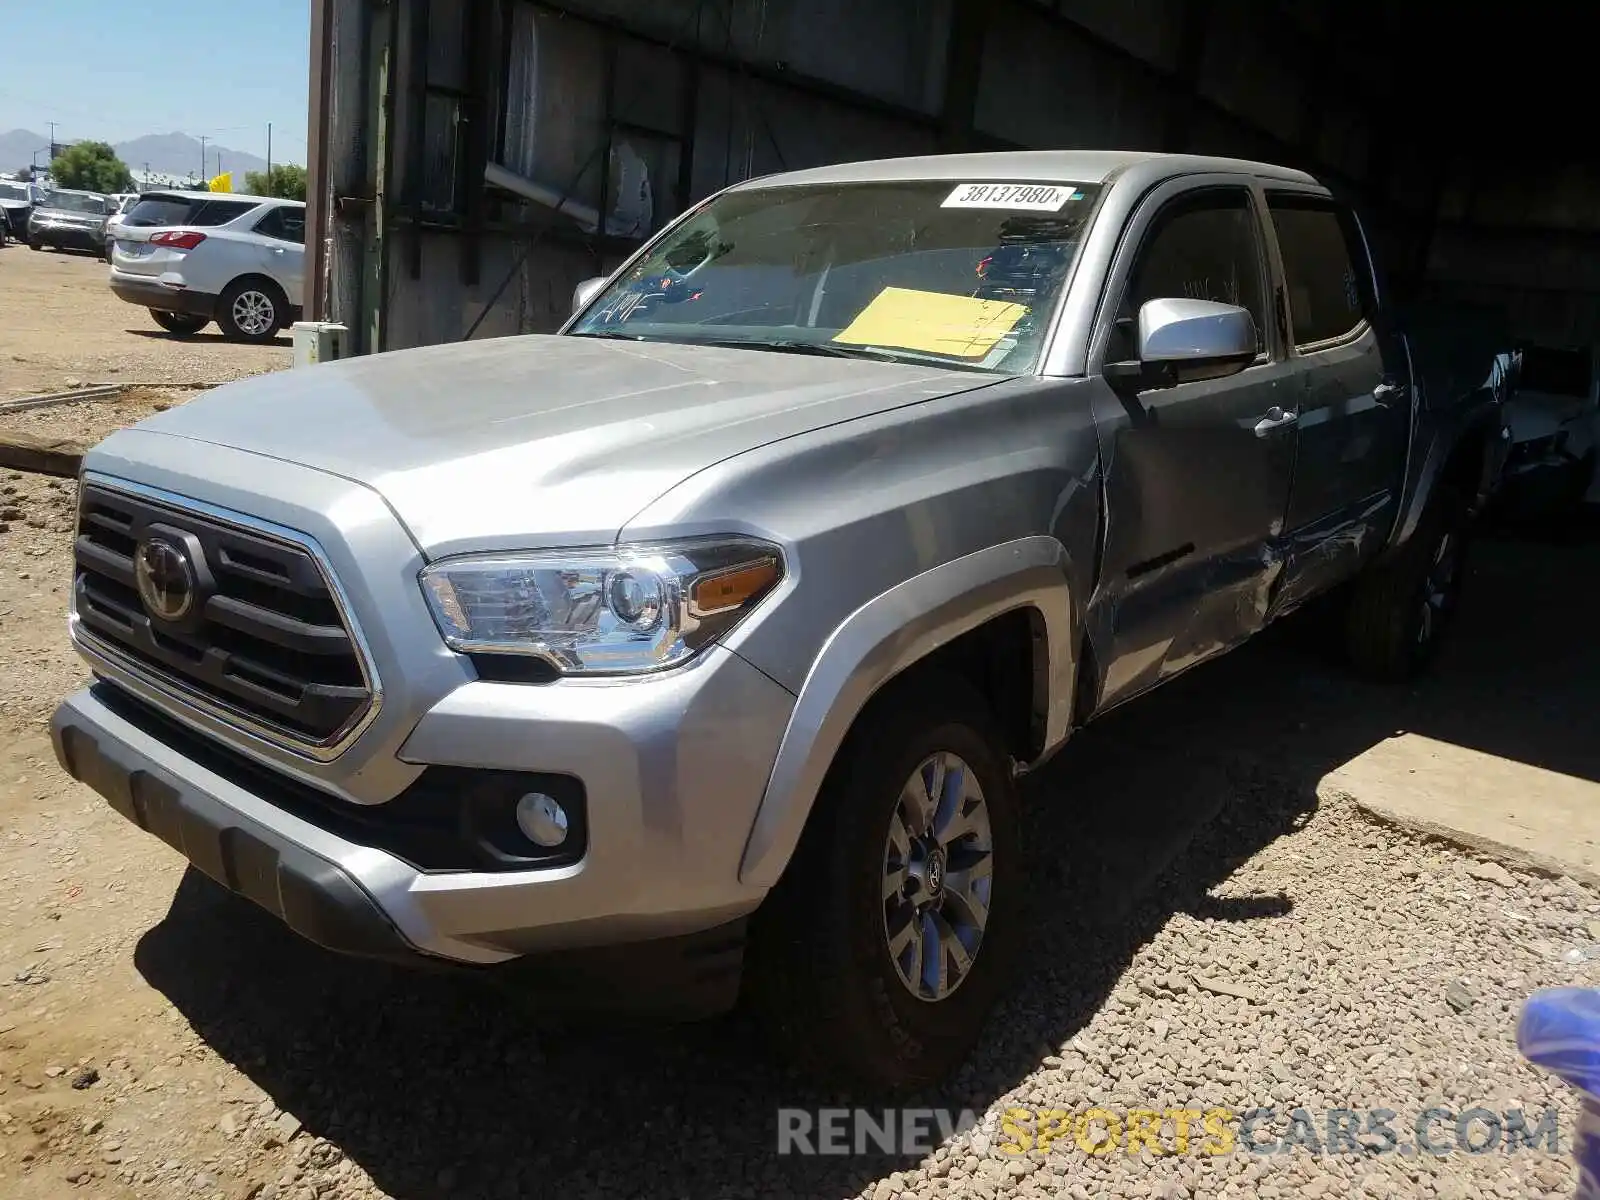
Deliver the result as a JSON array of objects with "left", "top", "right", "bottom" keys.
[{"left": 315, "top": 0, "right": 1585, "bottom": 355}]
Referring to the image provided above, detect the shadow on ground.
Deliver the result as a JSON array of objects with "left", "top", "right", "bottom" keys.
[
  {"left": 126, "top": 329, "right": 292, "bottom": 347},
  {"left": 133, "top": 515, "right": 1599, "bottom": 1199}
]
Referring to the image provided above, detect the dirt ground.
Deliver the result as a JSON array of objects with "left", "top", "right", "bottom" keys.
[
  {"left": 0, "top": 244, "right": 290, "bottom": 399},
  {"left": 0, "top": 267, "right": 1595, "bottom": 1200}
]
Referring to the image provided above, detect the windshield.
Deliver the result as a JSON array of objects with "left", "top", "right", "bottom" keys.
[
  {"left": 0, "top": 182, "right": 28, "bottom": 202},
  {"left": 44, "top": 192, "right": 106, "bottom": 215},
  {"left": 569, "top": 179, "right": 1101, "bottom": 373}
]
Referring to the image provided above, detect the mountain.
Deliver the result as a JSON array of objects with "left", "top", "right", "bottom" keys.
[
  {"left": 0, "top": 129, "right": 48, "bottom": 174},
  {"left": 115, "top": 132, "right": 270, "bottom": 182},
  {"left": 0, "top": 129, "right": 284, "bottom": 184}
]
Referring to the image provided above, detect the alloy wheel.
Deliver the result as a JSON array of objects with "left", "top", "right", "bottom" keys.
[
  {"left": 231, "top": 290, "right": 276, "bottom": 337},
  {"left": 882, "top": 750, "right": 995, "bottom": 1002}
]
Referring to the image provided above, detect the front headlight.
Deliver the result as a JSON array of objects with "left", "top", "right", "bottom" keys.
[{"left": 419, "top": 538, "right": 784, "bottom": 676}]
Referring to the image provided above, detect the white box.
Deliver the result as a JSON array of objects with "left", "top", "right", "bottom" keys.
[{"left": 291, "top": 322, "right": 349, "bottom": 368}]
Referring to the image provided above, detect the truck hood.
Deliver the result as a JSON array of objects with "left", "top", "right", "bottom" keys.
[{"left": 136, "top": 333, "right": 996, "bottom": 554}]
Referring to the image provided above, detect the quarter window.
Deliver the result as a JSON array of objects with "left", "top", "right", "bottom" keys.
[
  {"left": 1114, "top": 189, "right": 1267, "bottom": 361},
  {"left": 1267, "top": 196, "right": 1370, "bottom": 347}
]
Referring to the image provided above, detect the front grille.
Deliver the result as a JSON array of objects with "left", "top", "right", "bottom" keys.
[{"left": 72, "top": 483, "right": 374, "bottom": 750}]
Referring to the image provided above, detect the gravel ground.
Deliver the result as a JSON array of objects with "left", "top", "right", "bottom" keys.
[{"left": 0, "top": 246, "right": 290, "bottom": 398}]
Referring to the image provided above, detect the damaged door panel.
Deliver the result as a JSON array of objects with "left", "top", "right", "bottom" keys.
[
  {"left": 1268, "top": 193, "right": 1409, "bottom": 607},
  {"left": 1082, "top": 181, "right": 1297, "bottom": 712}
]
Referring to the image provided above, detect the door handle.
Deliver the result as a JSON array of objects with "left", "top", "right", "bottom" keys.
[
  {"left": 1373, "top": 380, "right": 1405, "bottom": 406},
  {"left": 1253, "top": 407, "right": 1298, "bottom": 437}
]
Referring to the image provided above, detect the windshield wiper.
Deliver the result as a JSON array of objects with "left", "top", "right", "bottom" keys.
[
  {"left": 689, "top": 337, "right": 905, "bottom": 362},
  {"left": 568, "top": 329, "right": 647, "bottom": 341}
]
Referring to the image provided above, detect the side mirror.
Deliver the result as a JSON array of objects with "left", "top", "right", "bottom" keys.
[
  {"left": 1107, "top": 298, "right": 1258, "bottom": 388},
  {"left": 572, "top": 276, "right": 608, "bottom": 317}
]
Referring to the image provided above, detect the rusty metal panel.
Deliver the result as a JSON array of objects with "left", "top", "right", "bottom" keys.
[
  {"left": 972, "top": 5, "right": 1165, "bottom": 150},
  {"left": 1196, "top": 0, "right": 1302, "bottom": 145},
  {"left": 385, "top": 232, "right": 600, "bottom": 344},
  {"left": 1052, "top": 0, "right": 1184, "bottom": 72}
]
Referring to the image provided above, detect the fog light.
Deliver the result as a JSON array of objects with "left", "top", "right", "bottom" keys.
[{"left": 515, "top": 792, "right": 570, "bottom": 848}]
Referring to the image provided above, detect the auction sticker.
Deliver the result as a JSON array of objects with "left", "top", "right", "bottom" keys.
[{"left": 942, "top": 182, "right": 1081, "bottom": 211}]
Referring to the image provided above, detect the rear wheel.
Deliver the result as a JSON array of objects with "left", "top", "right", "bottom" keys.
[
  {"left": 747, "top": 675, "right": 1022, "bottom": 1092},
  {"left": 149, "top": 310, "right": 209, "bottom": 336},
  {"left": 1344, "top": 485, "right": 1469, "bottom": 681},
  {"left": 217, "top": 278, "right": 286, "bottom": 343}
]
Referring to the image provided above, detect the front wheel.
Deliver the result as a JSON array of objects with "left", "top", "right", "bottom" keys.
[
  {"left": 1344, "top": 485, "right": 1469, "bottom": 681},
  {"left": 747, "top": 676, "right": 1022, "bottom": 1092},
  {"left": 217, "top": 278, "right": 286, "bottom": 343},
  {"left": 149, "top": 310, "right": 209, "bottom": 336}
]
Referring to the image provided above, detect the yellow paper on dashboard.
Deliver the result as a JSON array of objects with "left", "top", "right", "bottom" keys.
[{"left": 832, "top": 287, "right": 1027, "bottom": 360}]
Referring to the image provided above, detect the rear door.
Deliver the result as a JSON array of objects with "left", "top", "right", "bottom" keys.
[
  {"left": 1267, "top": 191, "right": 1408, "bottom": 541},
  {"left": 249, "top": 205, "right": 306, "bottom": 305}
]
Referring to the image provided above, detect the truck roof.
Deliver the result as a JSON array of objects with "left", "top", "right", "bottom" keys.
[{"left": 731, "top": 149, "right": 1320, "bottom": 192}]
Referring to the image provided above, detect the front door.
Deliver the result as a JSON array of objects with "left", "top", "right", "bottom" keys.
[{"left": 1087, "top": 182, "right": 1299, "bottom": 710}]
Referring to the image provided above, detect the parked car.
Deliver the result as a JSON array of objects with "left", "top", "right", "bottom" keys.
[
  {"left": 1494, "top": 343, "right": 1598, "bottom": 516},
  {"left": 27, "top": 188, "right": 108, "bottom": 252},
  {"left": 107, "top": 190, "right": 305, "bottom": 342},
  {"left": 0, "top": 178, "right": 33, "bottom": 244},
  {"left": 52, "top": 150, "right": 1503, "bottom": 1090},
  {"left": 100, "top": 193, "right": 142, "bottom": 263}
]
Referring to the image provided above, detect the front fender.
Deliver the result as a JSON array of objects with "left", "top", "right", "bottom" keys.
[{"left": 736, "top": 535, "right": 1077, "bottom": 890}]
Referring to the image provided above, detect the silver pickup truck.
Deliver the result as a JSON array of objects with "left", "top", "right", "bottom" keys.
[{"left": 51, "top": 150, "right": 1503, "bottom": 1090}]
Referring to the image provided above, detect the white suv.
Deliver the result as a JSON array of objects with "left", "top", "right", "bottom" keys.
[{"left": 107, "top": 191, "right": 305, "bottom": 343}]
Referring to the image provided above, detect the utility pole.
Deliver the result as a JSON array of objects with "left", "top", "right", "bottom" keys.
[
  {"left": 47, "top": 122, "right": 57, "bottom": 156},
  {"left": 266, "top": 123, "right": 272, "bottom": 186},
  {"left": 199, "top": 135, "right": 208, "bottom": 180}
]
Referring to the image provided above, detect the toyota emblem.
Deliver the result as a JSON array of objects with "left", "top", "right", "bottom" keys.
[{"left": 134, "top": 537, "right": 196, "bottom": 622}]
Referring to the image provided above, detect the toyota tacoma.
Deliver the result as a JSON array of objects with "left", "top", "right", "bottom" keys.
[{"left": 52, "top": 150, "right": 1503, "bottom": 1090}]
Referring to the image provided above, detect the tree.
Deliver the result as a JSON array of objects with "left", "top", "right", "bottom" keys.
[
  {"left": 244, "top": 164, "right": 307, "bottom": 202},
  {"left": 51, "top": 142, "right": 134, "bottom": 193}
]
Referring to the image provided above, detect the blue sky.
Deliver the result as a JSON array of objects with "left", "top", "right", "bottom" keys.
[{"left": 0, "top": 0, "right": 310, "bottom": 160}]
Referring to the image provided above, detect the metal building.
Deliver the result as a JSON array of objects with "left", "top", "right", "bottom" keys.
[{"left": 303, "top": 0, "right": 1599, "bottom": 355}]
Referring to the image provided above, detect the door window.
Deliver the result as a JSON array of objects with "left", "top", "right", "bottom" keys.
[
  {"left": 1267, "top": 196, "right": 1371, "bottom": 348},
  {"left": 254, "top": 206, "right": 306, "bottom": 245},
  {"left": 1111, "top": 188, "right": 1267, "bottom": 362}
]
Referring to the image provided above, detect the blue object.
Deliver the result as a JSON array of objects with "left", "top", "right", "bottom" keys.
[{"left": 1519, "top": 987, "right": 1600, "bottom": 1198}]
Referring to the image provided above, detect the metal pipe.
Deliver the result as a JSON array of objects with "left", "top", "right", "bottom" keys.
[
  {"left": 483, "top": 162, "right": 601, "bottom": 232},
  {"left": 306, "top": 0, "right": 334, "bottom": 321}
]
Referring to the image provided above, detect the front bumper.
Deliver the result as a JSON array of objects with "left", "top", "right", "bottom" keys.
[
  {"left": 30, "top": 220, "right": 102, "bottom": 249},
  {"left": 54, "top": 674, "right": 782, "bottom": 1017},
  {"left": 55, "top": 686, "right": 415, "bottom": 963},
  {"left": 108, "top": 270, "right": 218, "bottom": 319}
]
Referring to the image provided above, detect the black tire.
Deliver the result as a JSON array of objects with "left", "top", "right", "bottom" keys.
[
  {"left": 746, "top": 674, "right": 1023, "bottom": 1092},
  {"left": 1344, "top": 485, "right": 1469, "bottom": 682},
  {"left": 150, "top": 310, "right": 209, "bottom": 336},
  {"left": 29, "top": 238, "right": 42, "bottom": 251},
  {"left": 217, "top": 278, "right": 287, "bottom": 344}
]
